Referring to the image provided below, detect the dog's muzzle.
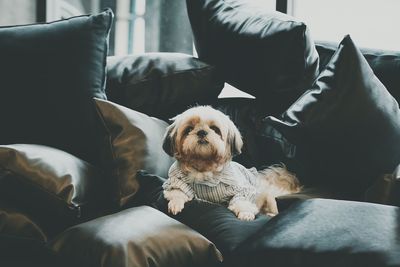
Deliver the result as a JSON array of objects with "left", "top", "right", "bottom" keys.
[{"left": 197, "top": 130, "right": 209, "bottom": 144}]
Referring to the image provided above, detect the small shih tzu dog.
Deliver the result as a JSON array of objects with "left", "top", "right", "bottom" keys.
[{"left": 162, "top": 106, "right": 301, "bottom": 220}]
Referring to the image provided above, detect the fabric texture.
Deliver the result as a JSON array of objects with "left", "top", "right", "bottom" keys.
[
  {"left": 0, "top": 144, "right": 101, "bottom": 224},
  {"left": 0, "top": 10, "right": 113, "bottom": 165},
  {"left": 263, "top": 35, "right": 400, "bottom": 200},
  {"left": 163, "top": 161, "right": 259, "bottom": 205},
  {"left": 50, "top": 206, "right": 223, "bottom": 267},
  {"left": 106, "top": 53, "right": 224, "bottom": 121},
  {"left": 94, "top": 98, "right": 174, "bottom": 207},
  {"left": 186, "top": 0, "right": 319, "bottom": 115}
]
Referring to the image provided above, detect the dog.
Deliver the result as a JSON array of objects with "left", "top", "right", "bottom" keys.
[{"left": 162, "top": 106, "right": 301, "bottom": 220}]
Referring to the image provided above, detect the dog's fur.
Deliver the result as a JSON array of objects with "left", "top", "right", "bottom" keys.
[{"left": 162, "top": 106, "right": 301, "bottom": 220}]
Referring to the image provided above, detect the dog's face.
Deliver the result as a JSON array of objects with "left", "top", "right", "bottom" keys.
[{"left": 163, "top": 106, "right": 243, "bottom": 173}]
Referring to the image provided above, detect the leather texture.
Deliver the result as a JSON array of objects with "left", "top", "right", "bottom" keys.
[
  {"left": 264, "top": 35, "right": 400, "bottom": 200},
  {"left": 50, "top": 206, "right": 223, "bottom": 267},
  {"left": 0, "top": 144, "right": 100, "bottom": 222},
  {"left": 106, "top": 53, "right": 224, "bottom": 121},
  {"left": 0, "top": 10, "right": 113, "bottom": 165},
  {"left": 0, "top": 203, "right": 47, "bottom": 243},
  {"left": 317, "top": 41, "right": 400, "bottom": 103},
  {"left": 187, "top": 0, "right": 319, "bottom": 115},
  {"left": 135, "top": 171, "right": 271, "bottom": 257},
  {"left": 234, "top": 199, "right": 400, "bottom": 267},
  {"left": 213, "top": 98, "right": 297, "bottom": 169},
  {"left": 94, "top": 98, "right": 174, "bottom": 207}
]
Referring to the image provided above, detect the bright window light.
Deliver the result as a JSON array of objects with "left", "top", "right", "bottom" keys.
[{"left": 289, "top": 0, "right": 400, "bottom": 51}]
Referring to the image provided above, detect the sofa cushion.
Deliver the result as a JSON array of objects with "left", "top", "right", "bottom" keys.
[
  {"left": 94, "top": 98, "right": 174, "bottom": 207},
  {"left": 0, "top": 234, "right": 58, "bottom": 267},
  {"left": 50, "top": 206, "right": 222, "bottom": 267},
  {"left": 106, "top": 53, "right": 224, "bottom": 121},
  {"left": 186, "top": 0, "right": 319, "bottom": 114},
  {"left": 316, "top": 41, "right": 400, "bottom": 102},
  {"left": 213, "top": 98, "right": 297, "bottom": 169},
  {"left": 234, "top": 199, "right": 400, "bottom": 267},
  {"left": 0, "top": 144, "right": 101, "bottom": 224},
  {"left": 0, "top": 203, "right": 47, "bottom": 243},
  {"left": 263, "top": 35, "right": 400, "bottom": 199},
  {"left": 133, "top": 171, "right": 272, "bottom": 256},
  {"left": 0, "top": 10, "right": 113, "bottom": 164}
]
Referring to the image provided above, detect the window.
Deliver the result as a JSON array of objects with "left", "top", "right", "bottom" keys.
[
  {"left": 114, "top": 0, "right": 193, "bottom": 55},
  {"left": 287, "top": 0, "right": 400, "bottom": 51},
  {"left": 42, "top": 0, "right": 193, "bottom": 56}
]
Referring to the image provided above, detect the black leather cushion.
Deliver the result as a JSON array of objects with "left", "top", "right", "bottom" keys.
[
  {"left": 234, "top": 199, "right": 400, "bottom": 267},
  {"left": 50, "top": 206, "right": 223, "bottom": 267},
  {"left": 134, "top": 172, "right": 272, "bottom": 257},
  {"left": 0, "top": 144, "right": 101, "bottom": 223},
  {"left": 212, "top": 98, "right": 297, "bottom": 169},
  {"left": 263, "top": 35, "right": 400, "bottom": 199},
  {"left": 317, "top": 41, "right": 400, "bottom": 103},
  {"left": 94, "top": 98, "right": 174, "bottom": 207},
  {"left": 186, "top": 0, "right": 319, "bottom": 114},
  {"left": 0, "top": 10, "right": 113, "bottom": 165},
  {"left": 106, "top": 53, "right": 224, "bottom": 121}
]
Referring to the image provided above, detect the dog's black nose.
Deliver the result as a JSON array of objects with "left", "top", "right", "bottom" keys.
[{"left": 197, "top": 130, "right": 208, "bottom": 138}]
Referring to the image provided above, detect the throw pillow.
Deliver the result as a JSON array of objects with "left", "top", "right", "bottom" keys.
[
  {"left": 186, "top": 0, "right": 319, "bottom": 114},
  {"left": 316, "top": 41, "right": 400, "bottom": 102},
  {"left": 106, "top": 53, "right": 224, "bottom": 121},
  {"left": 50, "top": 206, "right": 223, "bottom": 267},
  {"left": 263, "top": 35, "right": 400, "bottom": 199},
  {"left": 0, "top": 144, "right": 101, "bottom": 224},
  {"left": 0, "top": 203, "right": 47, "bottom": 243},
  {"left": 0, "top": 10, "right": 113, "bottom": 165},
  {"left": 94, "top": 98, "right": 174, "bottom": 207}
]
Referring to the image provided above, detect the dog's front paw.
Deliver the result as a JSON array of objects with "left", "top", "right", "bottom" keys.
[
  {"left": 168, "top": 199, "right": 185, "bottom": 215},
  {"left": 237, "top": 211, "right": 255, "bottom": 221}
]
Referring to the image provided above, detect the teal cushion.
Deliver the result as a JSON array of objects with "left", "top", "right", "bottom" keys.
[{"left": 0, "top": 10, "right": 113, "bottom": 164}]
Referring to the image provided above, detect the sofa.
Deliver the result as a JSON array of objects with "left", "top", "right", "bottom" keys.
[{"left": 1, "top": 1, "right": 400, "bottom": 267}]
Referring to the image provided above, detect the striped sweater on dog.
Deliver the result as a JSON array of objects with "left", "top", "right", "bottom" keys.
[{"left": 163, "top": 161, "right": 259, "bottom": 205}]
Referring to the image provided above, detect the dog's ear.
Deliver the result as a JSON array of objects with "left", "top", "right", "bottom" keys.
[
  {"left": 162, "top": 122, "right": 177, "bottom": 157},
  {"left": 227, "top": 120, "right": 243, "bottom": 156}
]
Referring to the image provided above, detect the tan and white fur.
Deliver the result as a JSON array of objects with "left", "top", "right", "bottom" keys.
[{"left": 162, "top": 106, "right": 301, "bottom": 220}]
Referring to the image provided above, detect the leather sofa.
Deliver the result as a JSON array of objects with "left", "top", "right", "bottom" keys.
[{"left": 1, "top": 1, "right": 400, "bottom": 267}]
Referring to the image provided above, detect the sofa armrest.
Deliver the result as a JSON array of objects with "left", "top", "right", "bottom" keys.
[{"left": 364, "top": 166, "right": 400, "bottom": 207}]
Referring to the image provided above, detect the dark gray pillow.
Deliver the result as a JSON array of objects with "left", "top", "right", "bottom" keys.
[
  {"left": 106, "top": 53, "right": 224, "bottom": 121},
  {"left": 186, "top": 0, "right": 319, "bottom": 114},
  {"left": 94, "top": 98, "right": 174, "bottom": 207},
  {"left": 0, "top": 10, "right": 113, "bottom": 165},
  {"left": 263, "top": 35, "right": 400, "bottom": 199},
  {"left": 235, "top": 199, "right": 400, "bottom": 267}
]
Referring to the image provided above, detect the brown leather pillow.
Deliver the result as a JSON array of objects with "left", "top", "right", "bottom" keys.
[
  {"left": 0, "top": 144, "right": 101, "bottom": 223},
  {"left": 94, "top": 98, "right": 174, "bottom": 207},
  {"left": 0, "top": 203, "right": 47, "bottom": 243},
  {"left": 50, "top": 206, "right": 223, "bottom": 267}
]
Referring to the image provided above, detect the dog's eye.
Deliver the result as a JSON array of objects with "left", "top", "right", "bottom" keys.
[
  {"left": 183, "top": 126, "right": 194, "bottom": 135},
  {"left": 210, "top": 126, "right": 221, "bottom": 135}
]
